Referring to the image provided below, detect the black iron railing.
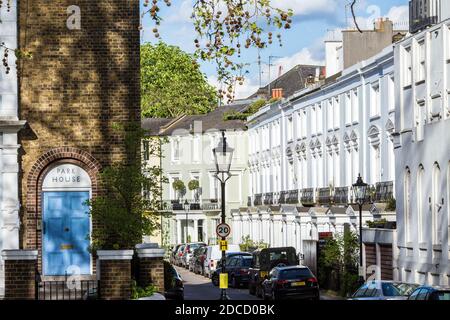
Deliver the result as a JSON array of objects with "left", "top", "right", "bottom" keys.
[
  {"left": 373, "top": 181, "right": 394, "bottom": 203},
  {"left": 278, "top": 191, "right": 288, "bottom": 204},
  {"left": 36, "top": 279, "right": 98, "bottom": 300},
  {"left": 254, "top": 194, "right": 263, "bottom": 206},
  {"left": 300, "top": 188, "right": 315, "bottom": 206},
  {"left": 333, "top": 187, "right": 349, "bottom": 205},
  {"left": 247, "top": 196, "right": 252, "bottom": 207},
  {"left": 317, "top": 187, "right": 332, "bottom": 205},
  {"left": 264, "top": 192, "right": 274, "bottom": 205},
  {"left": 286, "top": 190, "right": 299, "bottom": 204}
]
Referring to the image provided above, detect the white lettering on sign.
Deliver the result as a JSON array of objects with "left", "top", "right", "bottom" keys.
[
  {"left": 43, "top": 164, "right": 91, "bottom": 190},
  {"left": 67, "top": 5, "right": 81, "bottom": 30}
]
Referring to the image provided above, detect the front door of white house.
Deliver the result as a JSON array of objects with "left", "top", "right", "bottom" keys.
[{"left": 42, "top": 164, "right": 92, "bottom": 276}]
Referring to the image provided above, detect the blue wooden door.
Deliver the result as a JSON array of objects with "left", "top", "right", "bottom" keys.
[{"left": 43, "top": 192, "right": 91, "bottom": 276}]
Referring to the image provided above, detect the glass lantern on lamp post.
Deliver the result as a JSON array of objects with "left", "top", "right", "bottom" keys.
[
  {"left": 352, "top": 174, "right": 369, "bottom": 285},
  {"left": 212, "top": 131, "right": 234, "bottom": 300}
]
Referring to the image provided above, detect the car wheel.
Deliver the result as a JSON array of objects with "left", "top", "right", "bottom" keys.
[
  {"left": 212, "top": 275, "right": 219, "bottom": 287},
  {"left": 249, "top": 283, "right": 256, "bottom": 295},
  {"left": 256, "top": 286, "right": 263, "bottom": 298},
  {"left": 271, "top": 291, "right": 276, "bottom": 301}
]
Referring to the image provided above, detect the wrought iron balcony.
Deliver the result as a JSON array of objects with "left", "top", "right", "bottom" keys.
[
  {"left": 333, "top": 187, "right": 349, "bottom": 205},
  {"left": 373, "top": 181, "right": 394, "bottom": 203},
  {"left": 300, "top": 188, "right": 315, "bottom": 206},
  {"left": 286, "top": 190, "right": 299, "bottom": 204},
  {"left": 317, "top": 187, "right": 332, "bottom": 205},
  {"left": 264, "top": 192, "right": 274, "bottom": 205},
  {"left": 254, "top": 194, "right": 263, "bottom": 206},
  {"left": 409, "top": 0, "right": 439, "bottom": 34},
  {"left": 247, "top": 196, "right": 252, "bottom": 207},
  {"left": 278, "top": 191, "right": 288, "bottom": 204}
]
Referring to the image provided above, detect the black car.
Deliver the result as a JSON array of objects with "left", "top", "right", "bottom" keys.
[
  {"left": 248, "top": 247, "right": 298, "bottom": 297},
  {"left": 262, "top": 266, "right": 319, "bottom": 300},
  {"left": 408, "top": 286, "right": 450, "bottom": 300},
  {"left": 164, "top": 261, "right": 184, "bottom": 300},
  {"left": 211, "top": 252, "right": 252, "bottom": 287}
]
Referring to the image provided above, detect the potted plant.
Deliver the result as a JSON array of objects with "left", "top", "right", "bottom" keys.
[
  {"left": 172, "top": 180, "right": 186, "bottom": 201},
  {"left": 188, "top": 179, "right": 200, "bottom": 202}
]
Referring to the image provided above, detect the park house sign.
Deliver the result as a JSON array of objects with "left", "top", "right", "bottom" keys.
[{"left": 43, "top": 164, "right": 91, "bottom": 190}]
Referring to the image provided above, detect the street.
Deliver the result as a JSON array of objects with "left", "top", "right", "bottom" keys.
[
  {"left": 176, "top": 267, "right": 260, "bottom": 300},
  {"left": 176, "top": 266, "right": 343, "bottom": 300}
]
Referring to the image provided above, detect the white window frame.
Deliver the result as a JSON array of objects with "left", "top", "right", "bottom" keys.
[
  {"left": 416, "top": 39, "right": 426, "bottom": 83},
  {"left": 404, "top": 46, "right": 412, "bottom": 87},
  {"left": 370, "top": 82, "right": 380, "bottom": 118},
  {"left": 345, "top": 92, "right": 352, "bottom": 125}
]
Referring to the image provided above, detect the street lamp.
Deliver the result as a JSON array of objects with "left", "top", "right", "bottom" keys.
[
  {"left": 213, "top": 131, "right": 234, "bottom": 300},
  {"left": 184, "top": 199, "right": 190, "bottom": 243},
  {"left": 352, "top": 174, "right": 369, "bottom": 285}
]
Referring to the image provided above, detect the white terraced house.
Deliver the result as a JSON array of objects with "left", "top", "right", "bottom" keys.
[
  {"left": 233, "top": 19, "right": 403, "bottom": 274},
  {"left": 0, "top": 0, "right": 25, "bottom": 297},
  {"left": 394, "top": 0, "right": 450, "bottom": 286}
]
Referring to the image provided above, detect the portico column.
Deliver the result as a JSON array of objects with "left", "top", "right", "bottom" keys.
[
  {"left": 193, "top": 219, "right": 199, "bottom": 242},
  {"left": 176, "top": 218, "right": 182, "bottom": 244}
]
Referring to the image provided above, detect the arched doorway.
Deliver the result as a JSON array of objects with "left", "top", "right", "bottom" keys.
[{"left": 41, "top": 163, "right": 92, "bottom": 276}]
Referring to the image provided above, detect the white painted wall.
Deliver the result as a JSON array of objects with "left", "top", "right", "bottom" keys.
[
  {"left": 0, "top": 0, "right": 20, "bottom": 297},
  {"left": 394, "top": 20, "right": 450, "bottom": 286}
]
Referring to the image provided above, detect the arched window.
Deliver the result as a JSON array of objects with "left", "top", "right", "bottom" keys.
[
  {"left": 417, "top": 165, "right": 425, "bottom": 242},
  {"left": 432, "top": 163, "right": 441, "bottom": 245},
  {"left": 404, "top": 167, "right": 411, "bottom": 242}
]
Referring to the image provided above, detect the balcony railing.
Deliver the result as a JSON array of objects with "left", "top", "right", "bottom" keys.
[
  {"left": 333, "top": 187, "right": 349, "bottom": 205},
  {"left": 317, "top": 187, "right": 332, "bottom": 205},
  {"left": 300, "top": 188, "right": 315, "bottom": 206},
  {"left": 254, "top": 194, "right": 263, "bottom": 206},
  {"left": 264, "top": 192, "right": 274, "bottom": 205},
  {"left": 373, "top": 181, "right": 394, "bottom": 203},
  {"left": 247, "top": 196, "right": 252, "bottom": 207},
  {"left": 286, "top": 190, "right": 299, "bottom": 204},
  {"left": 161, "top": 200, "right": 220, "bottom": 211},
  {"left": 278, "top": 191, "right": 288, "bottom": 204}
]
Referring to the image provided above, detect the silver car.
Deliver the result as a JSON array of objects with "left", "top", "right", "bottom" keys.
[{"left": 349, "top": 280, "right": 419, "bottom": 300}]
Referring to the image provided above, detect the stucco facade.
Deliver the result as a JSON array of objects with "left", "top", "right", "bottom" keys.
[
  {"left": 394, "top": 19, "right": 450, "bottom": 286},
  {"left": 0, "top": 0, "right": 23, "bottom": 296}
]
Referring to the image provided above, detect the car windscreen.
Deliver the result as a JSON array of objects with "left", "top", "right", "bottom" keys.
[
  {"left": 434, "top": 291, "right": 450, "bottom": 300},
  {"left": 381, "top": 283, "right": 402, "bottom": 297},
  {"left": 259, "top": 248, "right": 297, "bottom": 268},
  {"left": 393, "top": 283, "right": 418, "bottom": 296},
  {"left": 241, "top": 257, "right": 252, "bottom": 267},
  {"left": 279, "top": 268, "right": 313, "bottom": 280},
  {"left": 189, "top": 244, "right": 204, "bottom": 250}
]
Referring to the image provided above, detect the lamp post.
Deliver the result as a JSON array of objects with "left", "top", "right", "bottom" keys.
[
  {"left": 213, "top": 131, "right": 234, "bottom": 301},
  {"left": 184, "top": 199, "right": 190, "bottom": 243},
  {"left": 352, "top": 174, "right": 369, "bottom": 285}
]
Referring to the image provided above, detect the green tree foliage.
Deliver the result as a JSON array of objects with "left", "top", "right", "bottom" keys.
[
  {"left": 318, "top": 231, "right": 360, "bottom": 297},
  {"left": 141, "top": 42, "right": 217, "bottom": 118},
  {"left": 88, "top": 123, "right": 165, "bottom": 250}
]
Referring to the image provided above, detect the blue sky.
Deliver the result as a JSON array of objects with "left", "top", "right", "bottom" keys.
[{"left": 140, "top": 0, "right": 410, "bottom": 98}]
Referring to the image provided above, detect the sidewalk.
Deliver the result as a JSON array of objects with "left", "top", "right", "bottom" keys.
[{"left": 320, "top": 290, "right": 344, "bottom": 300}]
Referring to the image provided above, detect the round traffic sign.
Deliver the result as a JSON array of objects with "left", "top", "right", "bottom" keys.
[{"left": 216, "top": 223, "right": 231, "bottom": 238}]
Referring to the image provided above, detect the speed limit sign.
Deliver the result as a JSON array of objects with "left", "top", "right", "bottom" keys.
[{"left": 216, "top": 223, "right": 231, "bottom": 238}]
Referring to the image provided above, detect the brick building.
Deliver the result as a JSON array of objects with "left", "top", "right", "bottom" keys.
[{"left": 17, "top": 0, "right": 140, "bottom": 277}]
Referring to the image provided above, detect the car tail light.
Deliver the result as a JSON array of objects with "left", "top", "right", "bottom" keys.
[
  {"left": 276, "top": 280, "right": 288, "bottom": 288},
  {"left": 307, "top": 277, "right": 318, "bottom": 286},
  {"left": 179, "top": 252, "right": 182, "bottom": 257}
]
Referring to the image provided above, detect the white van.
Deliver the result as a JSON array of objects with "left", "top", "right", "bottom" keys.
[{"left": 203, "top": 244, "right": 241, "bottom": 278}]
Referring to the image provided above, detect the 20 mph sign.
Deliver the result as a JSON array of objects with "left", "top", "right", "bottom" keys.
[{"left": 216, "top": 223, "right": 231, "bottom": 238}]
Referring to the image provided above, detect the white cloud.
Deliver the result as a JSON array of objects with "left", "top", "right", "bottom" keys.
[
  {"left": 165, "top": 0, "right": 193, "bottom": 23},
  {"left": 271, "top": 0, "right": 340, "bottom": 16}
]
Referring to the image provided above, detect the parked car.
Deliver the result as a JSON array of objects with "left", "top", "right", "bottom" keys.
[
  {"left": 211, "top": 253, "right": 252, "bottom": 287},
  {"left": 248, "top": 247, "right": 298, "bottom": 297},
  {"left": 408, "top": 286, "right": 450, "bottom": 300},
  {"left": 262, "top": 266, "right": 319, "bottom": 300},
  {"left": 170, "top": 244, "right": 183, "bottom": 265},
  {"left": 193, "top": 246, "right": 208, "bottom": 275},
  {"left": 163, "top": 261, "right": 184, "bottom": 300},
  {"left": 189, "top": 246, "right": 206, "bottom": 272},
  {"left": 174, "top": 244, "right": 185, "bottom": 266},
  {"left": 182, "top": 242, "right": 206, "bottom": 269},
  {"left": 204, "top": 244, "right": 241, "bottom": 278},
  {"left": 349, "top": 280, "right": 418, "bottom": 300}
]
